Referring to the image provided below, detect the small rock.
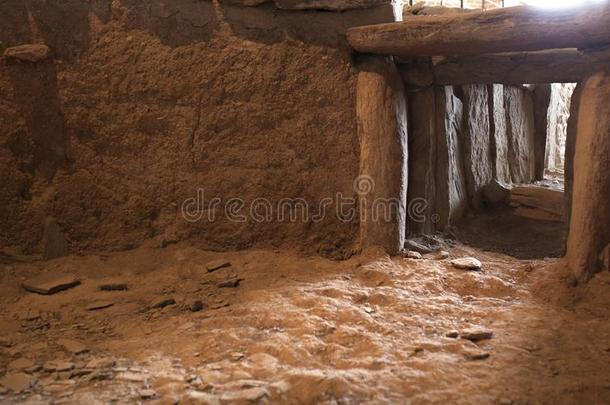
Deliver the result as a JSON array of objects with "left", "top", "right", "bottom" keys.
[
  {"left": 42, "top": 217, "right": 69, "bottom": 261},
  {"left": 218, "top": 278, "right": 242, "bottom": 288},
  {"left": 445, "top": 331, "right": 459, "bottom": 339},
  {"left": 43, "top": 360, "right": 74, "bottom": 372},
  {"left": 460, "top": 329, "right": 493, "bottom": 342},
  {"left": 22, "top": 274, "right": 80, "bottom": 295},
  {"left": 230, "top": 352, "right": 245, "bottom": 361},
  {"left": 404, "top": 251, "right": 422, "bottom": 260},
  {"left": 139, "top": 389, "right": 158, "bottom": 399},
  {"left": 404, "top": 240, "right": 432, "bottom": 254},
  {"left": 99, "top": 283, "right": 128, "bottom": 291},
  {"left": 3, "top": 44, "right": 50, "bottom": 63},
  {"left": 0, "top": 372, "right": 33, "bottom": 393},
  {"left": 57, "top": 338, "right": 88, "bottom": 354},
  {"left": 206, "top": 259, "right": 231, "bottom": 272},
  {"left": 86, "top": 300, "right": 115, "bottom": 311},
  {"left": 450, "top": 257, "right": 482, "bottom": 271},
  {"left": 151, "top": 298, "right": 176, "bottom": 309},
  {"left": 220, "top": 387, "right": 268, "bottom": 402},
  {"left": 463, "top": 350, "right": 490, "bottom": 361},
  {"left": 482, "top": 180, "right": 511, "bottom": 206},
  {"left": 8, "top": 358, "right": 35, "bottom": 371},
  {"left": 189, "top": 300, "right": 204, "bottom": 312}
]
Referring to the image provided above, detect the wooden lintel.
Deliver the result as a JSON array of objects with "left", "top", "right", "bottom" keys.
[{"left": 347, "top": 5, "right": 610, "bottom": 57}]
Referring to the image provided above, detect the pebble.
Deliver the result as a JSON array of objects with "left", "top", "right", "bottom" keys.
[
  {"left": 206, "top": 259, "right": 231, "bottom": 272},
  {"left": 220, "top": 387, "right": 268, "bottom": 402},
  {"left": 139, "top": 389, "right": 158, "bottom": 399},
  {"left": 189, "top": 300, "right": 204, "bottom": 312},
  {"left": 218, "top": 278, "right": 242, "bottom": 288},
  {"left": 450, "top": 257, "right": 482, "bottom": 271},
  {"left": 404, "top": 240, "right": 432, "bottom": 254},
  {"left": 445, "top": 331, "right": 459, "bottom": 339},
  {"left": 57, "top": 338, "right": 88, "bottom": 354},
  {"left": 463, "top": 350, "right": 490, "bottom": 361},
  {"left": 86, "top": 300, "right": 115, "bottom": 311},
  {"left": 99, "top": 283, "right": 129, "bottom": 291},
  {"left": 460, "top": 329, "right": 493, "bottom": 342},
  {"left": 404, "top": 251, "right": 422, "bottom": 260}
]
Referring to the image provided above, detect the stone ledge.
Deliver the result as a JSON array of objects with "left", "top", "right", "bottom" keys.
[{"left": 3, "top": 44, "right": 51, "bottom": 63}]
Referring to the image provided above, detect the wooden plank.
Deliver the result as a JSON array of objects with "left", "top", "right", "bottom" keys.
[
  {"left": 347, "top": 5, "right": 610, "bottom": 57},
  {"left": 399, "top": 48, "right": 610, "bottom": 86}
]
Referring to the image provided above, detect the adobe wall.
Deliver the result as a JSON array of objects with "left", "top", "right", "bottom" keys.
[{"left": 0, "top": 0, "right": 398, "bottom": 258}]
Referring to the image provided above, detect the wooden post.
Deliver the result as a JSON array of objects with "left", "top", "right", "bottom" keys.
[{"left": 566, "top": 71, "right": 610, "bottom": 281}]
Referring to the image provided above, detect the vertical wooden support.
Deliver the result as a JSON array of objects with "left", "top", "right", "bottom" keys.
[
  {"left": 357, "top": 56, "right": 409, "bottom": 254},
  {"left": 566, "top": 71, "right": 610, "bottom": 281}
]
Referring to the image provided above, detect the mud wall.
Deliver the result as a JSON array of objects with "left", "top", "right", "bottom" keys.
[{"left": 0, "top": 0, "right": 398, "bottom": 258}]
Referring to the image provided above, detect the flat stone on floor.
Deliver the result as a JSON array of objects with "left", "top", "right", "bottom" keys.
[
  {"left": 460, "top": 329, "right": 493, "bottom": 342},
  {"left": 0, "top": 372, "right": 33, "bottom": 393},
  {"left": 86, "top": 300, "right": 115, "bottom": 311},
  {"left": 206, "top": 259, "right": 231, "bottom": 272},
  {"left": 57, "top": 338, "right": 88, "bottom": 355},
  {"left": 450, "top": 257, "right": 482, "bottom": 271},
  {"left": 22, "top": 274, "right": 80, "bottom": 295}
]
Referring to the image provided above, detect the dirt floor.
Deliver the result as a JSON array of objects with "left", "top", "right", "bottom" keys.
[
  {"left": 455, "top": 208, "right": 565, "bottom": 260},
  {"left": 2, "top": 241, "right": 610, "bottom": 404}
]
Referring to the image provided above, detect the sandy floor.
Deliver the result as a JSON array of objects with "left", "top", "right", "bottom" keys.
[{"left": 1, "top": 242, "right": 610, "bottom": 404}]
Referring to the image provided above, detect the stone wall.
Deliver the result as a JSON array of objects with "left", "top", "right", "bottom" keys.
[
  {"left": 406, "top": 83, "right": 537, "bottom": 232},
  {"left": 546, "top": 83, "right": 577, "bottom": 175},
  {"left": 0, "top": 0, "right": 397, "bottom": 258}
]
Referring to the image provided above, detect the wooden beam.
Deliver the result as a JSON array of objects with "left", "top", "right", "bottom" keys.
[
  {"left": 347, "top": 5, "right": 610, "bottom": 57},
  {"left": 399, "top": 48, "right": 610, "bottom": 86}
]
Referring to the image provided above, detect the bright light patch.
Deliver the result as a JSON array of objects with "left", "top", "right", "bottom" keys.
[{"left": 521, "top": 0, "right": 606, "bottom": 8}]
